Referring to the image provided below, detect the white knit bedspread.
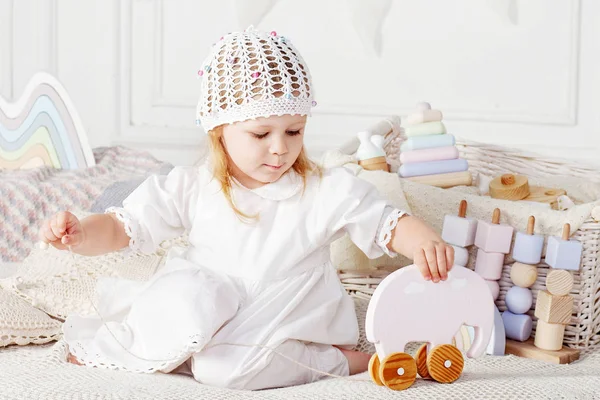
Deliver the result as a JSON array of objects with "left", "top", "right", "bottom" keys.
[{"left": 1, "top": 340, "right": 599, "bottom": 399}]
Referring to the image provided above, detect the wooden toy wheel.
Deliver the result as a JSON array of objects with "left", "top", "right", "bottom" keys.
[
  {"left": 427, "top": 344, "right": 464, "bottom": 383},
  {"left": 379, "top": 352, "right": 417, "bottom": 391},
  {"left": 368, "top": 353, "right": 384, "bottom": 386},
  {"left": 415, "top": 343, "right": 431, "bottom": 379}
]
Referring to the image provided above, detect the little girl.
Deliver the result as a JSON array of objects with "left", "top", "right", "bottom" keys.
[{"left": 40, "top": 27, "right": 454, "bottom": 390}]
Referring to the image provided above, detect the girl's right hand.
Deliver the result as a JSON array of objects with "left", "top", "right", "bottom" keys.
[{"left": 39, "top": 211, "right": 85, "bottom": 250}]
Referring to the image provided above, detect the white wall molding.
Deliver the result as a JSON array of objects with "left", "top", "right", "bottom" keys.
[{"left": 0, "top": 0, "right": 14, "bottom": 99}]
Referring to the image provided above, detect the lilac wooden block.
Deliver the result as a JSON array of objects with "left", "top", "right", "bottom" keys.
[
  {"left": 512, "top": 232, "right": 544, "bottom": 264},
  {"left": 452, "top": 245, "right": 469, "bottom": 266},
  {"left": 400, "top": 146, "right": 458, "bottom": 164},
  {"left": 442, "top": 215, "right": 477, "bottom": 247},
  {"left": 398, "top": 158, "right": 468, "bottom": 178},
  {"left": 502, "top": 311, "right": 532, "bottom": 342},
  {"left": 474, "top": 249, "right": 505, "bottom": 280},
  {"left": 505, "top": 286, "right": 533, "bottom": 314},
  {"left": 545, "top": 236, "right": 583, "bottom": 271},
  {"left": 485, "top": 279, "right": 500, "bottom": 301},
  {"left": 474, "top": 220, "right": 514, "bottom": 254}
]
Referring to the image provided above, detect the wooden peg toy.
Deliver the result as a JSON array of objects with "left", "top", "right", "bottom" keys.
[
  {"left": 442, "top": 200, "right": 478, "bottom": 247},
  {"left": 357, "top": 131, "right": 389, "bottom": 172},
  {"left": 534, "top": 320, "right": 566, "bottom": 351},
  {"left": 474, "top": 208, "right": 514, "bottom": 254},
  {"left": 545, "top": 224, "right": 583, "bottom": 271},
  {"left": 505, "top": 338, "right": 580, "bottom": 364},
  {"left": 510, "top": 262, "right": 538, "bottom": 288},
  {"left": 545, "top": 270, "right": 574, "bottom": 296},
  {"left": 534, "top": 291, "right": 573, "bottom": 325},
  {"left": 489, "top": 174, "right": 530, "bottom": 200},
  {"left": 512, "top": 216, "right": 544, "bottom": 264}
]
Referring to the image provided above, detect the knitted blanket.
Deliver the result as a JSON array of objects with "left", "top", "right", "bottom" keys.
[
  {"left": 1, "top": 340, "right": 599, "bottom": 399},
  {"left": 0, "top": 146, "right": 170, "bottom": 263}
]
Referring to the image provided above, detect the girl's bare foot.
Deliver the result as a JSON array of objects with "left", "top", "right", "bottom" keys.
[
  {"left": 67, "top": 352, "right": 83, "bottom": 366},
  {"left": 334, "top": 346, "right": 372, "bottom": 375}
]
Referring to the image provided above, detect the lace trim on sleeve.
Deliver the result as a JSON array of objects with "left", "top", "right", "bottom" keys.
[
  {"left": 105, "top": 207, "right": 145, "bottom": 254},
  {"left": 376, "top": 208, "right": 409, "bottom": 257}
]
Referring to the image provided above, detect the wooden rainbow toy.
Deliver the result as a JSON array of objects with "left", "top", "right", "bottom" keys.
[{"left": 0, "top": 72, "right": 94, "bottom": 170}]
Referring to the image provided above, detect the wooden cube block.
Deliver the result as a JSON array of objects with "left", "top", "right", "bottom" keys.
[
  {"left": 442, "top": 215, "right": 477, "bottom": 247},
  {"left": 534, "top": 291, "right": 573, "bottom": 324},
  {"left": 474, "top": 249, "right": 504, "bottom": 280},
  {"left": 510, "top": 262, "right": 538, "bottom": 288},
  {"left": 474, "top": 220, "right": 514, "bottom": 254},
  {"left": 512, "top": 231, "right": 544, "bottom": 264},
  {"left": 545, "top": 236, "right": 582, "bottom": 271}
]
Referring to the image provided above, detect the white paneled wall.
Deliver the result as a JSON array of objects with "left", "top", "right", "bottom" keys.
[{"left": 1, "top": 0, "right": 599, "bottom": 166}]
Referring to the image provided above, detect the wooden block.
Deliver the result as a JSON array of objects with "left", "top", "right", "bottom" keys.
[
  {"left": 442, "top": 204, "right": 477, "bottom": 247},
  {"left": 505, "top": 338, "right": 580, "bottom": 364},
  {"left": 512, "top": 231, "right": 544, "bottom": 264},
  {"left": 405, "top": 121, "right": 446, "bottom": 137},
  {"left": 359, "top": 156, "right": 389, "bottom": 172},
  {"left": 524, "top": 186, "right": 566, "bottom": 210},
  {"left": 545, "top": 225, "right": 583, "bottom": 271},
  {"left": 452, "top": 245, "right": 469, "bottom": 266},
  {"left": 484, "top": 279, "right": 500, "bottom": 301},
  {"left": 502, "top": 311, "right": 532, "bottom": 342},
  {"left": 534, "top": 319, "right": 566, "bottom": 351},
  {"left": 489, "top": 174, "right": 530, "bottom": 200},
  {"left": 400, "top": 146, "right": 458, "bottom": 164},
  {"left": 510, "top": 262, "right": 538, "bottom": 288},
  {"left": 406, "top": 171, "right": 472, "bottom": 188},
  {"left": 505, "top": 286, "right": 533, "bottom": 314},
  {"left": 406, "top": 109, "right": 443, "bottom": 125},
  {"left": 474, "top": 249, "right": 504, "bottom": 280},
  {"left": 546, "top": 269, "right": 574, "bottom": 296},
  {"left": 534, "top": 290, "right": 573, "bottom": 324},
  {"left": 474, "top": 211, "right": 514, "bottom": 254}
]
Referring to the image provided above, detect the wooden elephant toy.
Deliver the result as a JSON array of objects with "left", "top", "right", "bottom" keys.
[{"left": 366, "top": 264, "right": 495, "bottom": 390}]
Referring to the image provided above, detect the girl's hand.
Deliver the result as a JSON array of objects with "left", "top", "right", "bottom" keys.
[
  {"left": 414, "top": 240, "right": 455, "bottom": 283},
  {"left": 39, "top": 211, "right": 85, "bottom": 250}
]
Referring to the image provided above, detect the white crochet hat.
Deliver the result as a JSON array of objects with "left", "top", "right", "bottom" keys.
[{"left": 196, "top": 26, "right": 315, "bottom": 132}]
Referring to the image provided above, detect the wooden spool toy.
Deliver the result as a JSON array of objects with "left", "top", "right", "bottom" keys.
[
  {"left": 366, "top": 264, "right": 495, "bottom": 390},
  {"left": 489, "top": 174, "right": 530, "bottom": 200}
]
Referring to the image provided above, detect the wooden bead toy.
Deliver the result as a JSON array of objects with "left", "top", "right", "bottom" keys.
[
  {"left": 485, "top": 279, "right": 500, "bottom": 301},
  {"left": 474, "top": 249, "right": 504, "bottom": 280},
  {"left": 534, "top": 291, "right": 573, "bottom": 325},
  {"left": 489, "top": 174, "right": 530, "bottom": 201},
  {"left": 474, "top": 208, "right": 514, "bottom": 254},
  {"left": 545, "top": 270, "right": 574, "bottom": 296},
  {"left": 399, "top": 146, "right": 458, "bottom": 164},
  {"left": 400, "top": 134, "right": 455, "bottom": 152},
  {"left": 505, "top": 286, "right": 533, "bottom": 314},
  {"left": 451, "top": 245, "right": 469, "bottom": 267},
  {"left": 405, "top": 121, "right": 446, "bottom": 137},
  {"left": 366, "top": 264, "right": 495, "bottom": 390},
  {"left": 356, "top": 131, "right": 389, "bottom": 172},
  {"left": 442, "top": 200, "right": 477, "bottom": 247},
  {"left": 534, "top": 320, "right": 566, "bottom": 351},
  {"left": 512, "top": 216, "right": 544, "bottom": 265},
  {"left": 501, "top": 311, "right": 532, "bottom": 342},
  {"left": 406, "top": 171, "right": 472, "bottom": 188},
  {"left": 510, "top": 262, "right": 538, "bottom": 288},
  {"left": 545, "top": 224, "right": 582, "bottom": 271},
  {"left": 398, "top": 158, "right": 468, "bottom": 178}
]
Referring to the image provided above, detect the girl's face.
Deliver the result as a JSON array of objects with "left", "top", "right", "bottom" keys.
[{"left": 221, "top": 114, "right": 307, "bottom": 189}]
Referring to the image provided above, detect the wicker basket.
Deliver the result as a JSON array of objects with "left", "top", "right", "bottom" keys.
[{"left": 337, "top": 120, "right": 600, "bottom": 352}]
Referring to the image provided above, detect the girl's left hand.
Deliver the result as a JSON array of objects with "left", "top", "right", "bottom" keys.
[{"left": 414, "top": 240, "right": 455, "bottom": 283}]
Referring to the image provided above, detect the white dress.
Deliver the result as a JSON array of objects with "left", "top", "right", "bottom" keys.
[{"left": 63, "top": 164, "right": 406, "bottom": 390}]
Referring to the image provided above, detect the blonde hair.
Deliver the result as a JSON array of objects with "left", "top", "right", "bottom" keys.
[{"left": 207, "top": 125, "right": 321, "bottom": 221}]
